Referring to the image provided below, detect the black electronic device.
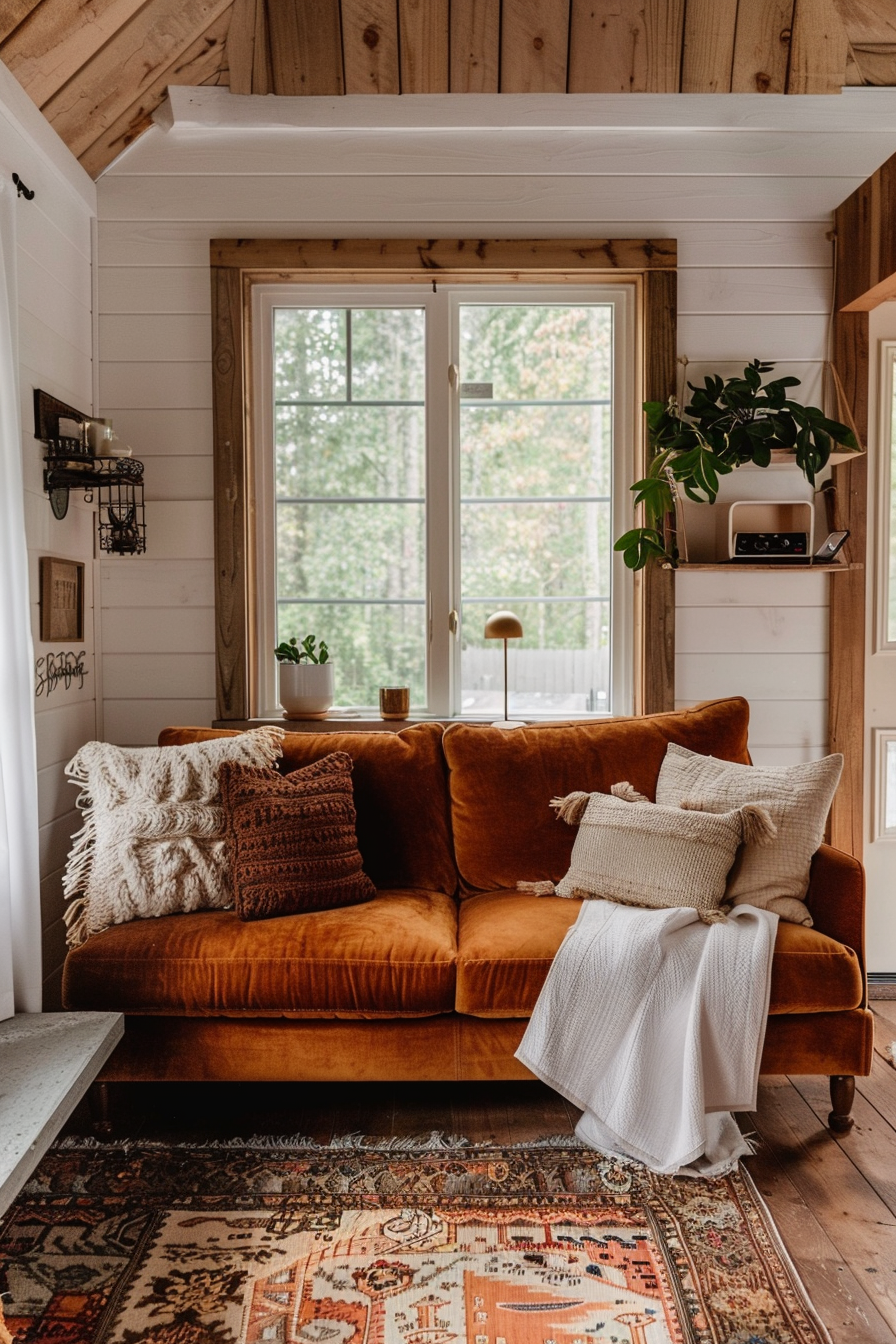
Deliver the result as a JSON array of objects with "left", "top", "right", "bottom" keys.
[
  {"left": 813, "top": 529, "right": 850, "bottom": 561},
  {"left": 733, "top": 531, "right": 809, "bottom": 561}
]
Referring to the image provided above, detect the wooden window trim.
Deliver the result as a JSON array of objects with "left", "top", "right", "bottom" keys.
[{"left": 210, "top": 237, "right": 677, "bottom": 722}]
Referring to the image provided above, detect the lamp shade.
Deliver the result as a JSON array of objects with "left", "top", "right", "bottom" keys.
[{"left": 484, "top": 610, "right": 523, "bottom": 640}]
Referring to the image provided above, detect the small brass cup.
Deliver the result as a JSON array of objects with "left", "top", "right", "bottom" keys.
[{"left": 379, "top": 686, "right": 410, "bottom": 720}]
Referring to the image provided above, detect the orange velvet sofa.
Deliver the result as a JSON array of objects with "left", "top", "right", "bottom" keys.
[{"left": 62, "top": 696, "right": 873, "bottom": 1130}]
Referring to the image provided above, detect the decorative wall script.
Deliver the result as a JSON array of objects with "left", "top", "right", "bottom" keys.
[{"left": 35, "top": 650, "right": 88, "bottom": 698}]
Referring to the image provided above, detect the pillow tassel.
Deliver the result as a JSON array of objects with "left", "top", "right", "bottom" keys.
[
  {"left": 516, "top": 880, "right": 557, "bottom": 896},
  {"left": 739, "top": 803, "right": 777, "bottom": 847},
  {"left": 610, "top": 782, "right": 651, "bottom": 804},
  {"left": 550, "top": 792, "right": 590, "bottom": 825},
  {"left": 63, "top": 895, "right": 90, "bottom": 948}
]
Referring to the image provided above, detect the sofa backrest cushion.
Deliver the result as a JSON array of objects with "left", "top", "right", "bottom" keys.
[
  {"left": 441, "top": 697, "right": 752, "bottom": 894},
  {"left": 158, "top": 723, "right": 457, "bottom": 896}
]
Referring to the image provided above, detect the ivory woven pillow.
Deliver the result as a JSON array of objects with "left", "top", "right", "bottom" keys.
[
  {"left": 655, "top": 743, "right": 843, "bottom": 925},
  {"left": 220, "top": 752, "right": 375, "bottom": 920},
  {"left": 550, "top": 784, "right": 776, "bottom": 923},
  {"left": 63, "top": 726, "right": 284, "bottom": 946}
]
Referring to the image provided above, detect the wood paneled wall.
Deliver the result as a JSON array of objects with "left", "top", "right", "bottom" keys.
[{"left": 0, "top": 63, "right": 98, "bottom": 1007}]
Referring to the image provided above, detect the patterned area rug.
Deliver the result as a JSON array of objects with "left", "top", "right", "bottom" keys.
[{"left": 0, "top": 1137, "right": 830, "bottom": 1344}]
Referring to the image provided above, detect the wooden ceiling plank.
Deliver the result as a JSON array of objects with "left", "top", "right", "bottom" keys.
[
  {"left": 788, "top": 0, "right": 850, "bottom": 92},
  {"left": 833, "top": 0, "right": 896, "bottom": 44},
  {"left": 41, "top": 0, "right": 232, "bottom": 158},
  {"left": 0, "top": 0, "right": 149, "bottom": 108},
  {"left": 568, "top": 0, "right": 649, "bottom": 94},
  {"left": 644, "top": 0, "right": 685, "bottom": 92},
  {"left": 681, "top": 0, "right": 738, "bottom": 92},
  {"left": 78, "top": 6, "right": 230, "bottom": 177},
  {"left": 227, "top": 0, "right": 270, "bottom": 95},
  {"left": 398, "top": 0, "right": 448, "bottom": 93},
  {"left": 0, "top": 0, "right": 42, "bottom": 46},
  {"left": 450, "top": 0, "right": 499, "bottom": 92},
  {"left": 848, "top": 42, "right": 896, "bottom": 84},
  {"left": 500, "top": 0, "right": 570, "bottom": 93},
  {"left": 341, "top": 0, "right": 399, "bottom": 94},
  {"left": 268, "top": 0, "right": 344, "bottom": 96},
  {"left": 731, "top": 0, "right": 794, "bottom": 92}
]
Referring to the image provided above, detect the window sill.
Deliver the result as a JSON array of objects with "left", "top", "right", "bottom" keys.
[{"left": 213, "top": 712, "right": 613, "bottom": 733}]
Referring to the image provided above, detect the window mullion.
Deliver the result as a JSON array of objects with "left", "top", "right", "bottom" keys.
[{"left": 425, "top": 289, "right": 452, "bottom": 718}]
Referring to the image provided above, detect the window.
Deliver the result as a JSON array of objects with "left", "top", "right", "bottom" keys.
[
  {"left": 879, "top": 340, "right": 896, "bottom": 648},
  {"left": 253, "top": 284, "right": 636, "bottom": 719}
]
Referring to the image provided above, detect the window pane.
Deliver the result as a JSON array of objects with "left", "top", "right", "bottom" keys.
[
  {"left": 460, "top": 305, "right": 612, "bottom": 401},
  {"left": 460, "top": 404, "right": 610, "bottom": 498},
  {"left": 277, "top": 601, "right": 426, "bottom": 708},
  {"left": 889, "top": 362, "right": 896, "bottom": 641},
  {"left": 460, "top": 599, "right": 610, "bottom": 717},
  {"left": 462, "top": 501, "right": 610, "bottom": 601},
  {"left": 275, "top": 309, "right": 346, "bottom": 401},
  {"left": 350, "top": 308, "right": 425, "bottom": 401},
  {"left": 276, "top": 406, "right": 425, "bottom": 498},
  {"left": 277, "top": 502, "right": 424, "bottom": 601},
  {"left": 886, "top": 739, "right": 896, "bottom": 831}
]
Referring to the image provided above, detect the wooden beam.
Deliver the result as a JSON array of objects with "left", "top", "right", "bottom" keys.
[
  {"left": 210, "top": 237, "right": 677, "bottom": 271},
  {"left": 500, "top": 0, "right": 570, "bottom": 93},
  {"left": 212, "top": 264, "right": 250, "bottom": 722},
  {"left": 642, "top": 268, "right": 677, "bottom": 715},
  {"left": 681, "top": 0, "right": 738, "bottom": 92},
  {"left": 568, "top": 0, "right": 649, "bottom": 94},
  {"left": 268, "top": 0, "right": 344, "bottom": 96},
  {"left": 398, "top": 0, "right": 448, "bottom": 92},
  {"left": 341, "top": 0, "right": 400, "bottom": 93},
  {"left": 0, "top": 0, "right": 148, "bottom": 107},
  {"left": 77, "top": 9, "right": 231, "bottom": 178},
  {"left": 0, "top": 0, "right": 41, "bottom": 46},
  {"left": 731, "top": 0, "right": 794, "bottom": 92},
  {"left": 40, "top": 0, "right": 232, "bottom": 159},
  {"left": 788, "top": 0, "right": 849, "bottom": 92},
  {"left": 645, "top": 0, "right": 685, "bottom": 92},
  {"left": 226, "top": 0, "right": 271, "bottom": 95},
  {"left": 449, "top": 0, "right": 500, "bottom": 92}
]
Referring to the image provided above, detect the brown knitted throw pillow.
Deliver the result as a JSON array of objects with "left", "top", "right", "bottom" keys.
[{"left": 219, "top": 751, "right": 375, "bottom": 920}]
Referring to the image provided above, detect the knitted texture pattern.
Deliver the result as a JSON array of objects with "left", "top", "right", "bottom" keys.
[
  {"left": 63, "top": 727, "right": 284, "bottom": 946},
  {"left": 552, "top": 788, "right": 775, "bottom": 923},
  {"left": 220, "top": 751, "right": 376, "bottom": 921},
  {"left": 656, "top": 744, "right": 844, "bottom": 925}
]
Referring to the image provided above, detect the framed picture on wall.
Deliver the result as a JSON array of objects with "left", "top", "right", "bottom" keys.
[{"left": 39, "top": 557, "right": 84, "bottom": 642}]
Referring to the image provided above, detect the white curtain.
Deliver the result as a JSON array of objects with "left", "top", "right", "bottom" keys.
[{"left": 0, "top": 171, "right": 42, "bottom": 1017}]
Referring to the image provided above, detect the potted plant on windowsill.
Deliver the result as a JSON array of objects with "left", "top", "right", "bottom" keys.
[
  {"left": 614, "top": 360, "right": 860, "bottom": 570},
  {"left": 275, "top": 634, "right": 334, "bottom": 719}
]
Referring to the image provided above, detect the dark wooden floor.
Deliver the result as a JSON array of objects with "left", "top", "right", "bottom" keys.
[{"left": 63, "top": 1004, "right": 896, "bottom": 1344}]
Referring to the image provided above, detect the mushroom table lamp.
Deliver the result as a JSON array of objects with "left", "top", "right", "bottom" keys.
[{"left": 484, "top": 609, "right": 525, "bottom": 729}]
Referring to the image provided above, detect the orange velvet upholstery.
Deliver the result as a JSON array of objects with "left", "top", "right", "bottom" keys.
[
  {"left": 63, "top": 890, "right": 458, "bottom": 1018},
  {"left": 454, "top": 890, "right": 864, "bottom": 1018},
  {"left": 159, "top": 723, "right": 457, "bottom": 896},
  {"left": 442, "top": 697, "right": 751, "bottom": 893}
]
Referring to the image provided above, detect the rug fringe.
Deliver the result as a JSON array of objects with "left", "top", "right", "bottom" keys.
[{"left": 55, "top": 1130, "right": 587, "bottom": 1153}]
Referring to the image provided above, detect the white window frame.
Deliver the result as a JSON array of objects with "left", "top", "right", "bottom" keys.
[
  {"left": 876, "top": 339, "right": 896, "bottom": 652},
  {"left": 872, "top": 728, "right": 896, "bottom": 840},
  {"left": 252, "top": 282, "right": 636, "bottom": 720}
]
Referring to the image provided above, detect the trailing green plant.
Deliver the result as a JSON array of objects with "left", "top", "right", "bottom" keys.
[
  {"left": 614, "top": 360, "right": 859, "bottom": 571},
  {"left": 275, "top": 634, "right": 330, "bottom": 665}
]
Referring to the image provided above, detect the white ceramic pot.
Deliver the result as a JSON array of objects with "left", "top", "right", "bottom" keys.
[{"left": 278, "top": 661, "right": 335, "bottom": 719}]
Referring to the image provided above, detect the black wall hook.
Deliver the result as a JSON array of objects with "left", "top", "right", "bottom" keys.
[{"left": 12, "top": 173, "right": 34, "bottom": 201}]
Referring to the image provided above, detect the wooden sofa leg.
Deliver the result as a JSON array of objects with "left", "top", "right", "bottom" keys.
[
  {"left": 88, "top": 1081, "right": 113, "bottom": 1137},
  {"left": 828, "top": 1075, "right": 855, "bottom": 1133}
]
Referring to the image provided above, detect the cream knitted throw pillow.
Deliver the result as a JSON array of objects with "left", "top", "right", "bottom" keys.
[
  {"left": 655, "top": 744, "right": 843, "bottom": 926},
  {"left": 63, "top": 727, "right": 284, "bottom": 946},
  {"left": 541, "top": 783, "right": 776, "bottom": 923}
]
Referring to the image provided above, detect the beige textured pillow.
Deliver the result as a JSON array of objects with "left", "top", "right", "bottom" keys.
[
  {"left": 63, "top": 727, "right": 284, "bottom": 946},
  {"left": 655, "top": 744, "right": 843, "bottom": 926},
  {"left": 551, "top": 784, "right": 776, "bottom": 923}
]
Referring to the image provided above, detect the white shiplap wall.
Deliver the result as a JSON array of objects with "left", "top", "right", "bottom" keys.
[
  {"left": 95, "top": 89, "right": 896, "bottom": 762},
  {"left": 0, "top": 62, "right": 97, "bottom": 1007}
]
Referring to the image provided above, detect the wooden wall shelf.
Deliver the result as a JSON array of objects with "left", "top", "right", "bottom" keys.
[{"left": 663, "top": 561, "right": 862, "bottom": 573}]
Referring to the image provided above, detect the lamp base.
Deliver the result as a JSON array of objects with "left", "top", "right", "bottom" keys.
[{"left": 490, "top": 719, "right": 527, "bottom": 730}]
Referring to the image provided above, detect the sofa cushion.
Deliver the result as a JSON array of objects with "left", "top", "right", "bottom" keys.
[
  {"left": 62, "top": 889, "right": 458, "bottom": 1017},
  {"left": 443, "top": 697, "right": 752, "bottom": 894},
  {"left": 159, "top": 723, "right": 456, "bottom": 896},
  {"left": 455, "top": 890, "right": 864, "bottom": 1018}
]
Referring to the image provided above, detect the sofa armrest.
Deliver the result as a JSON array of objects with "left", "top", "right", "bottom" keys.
[{"left": 804, "top": 843, "right": 867, "bottom": 1002}]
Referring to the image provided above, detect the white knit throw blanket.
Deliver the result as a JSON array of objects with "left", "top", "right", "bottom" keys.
[{"left": 516, "top": 899, "right": 778, "bottom": 1176}]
